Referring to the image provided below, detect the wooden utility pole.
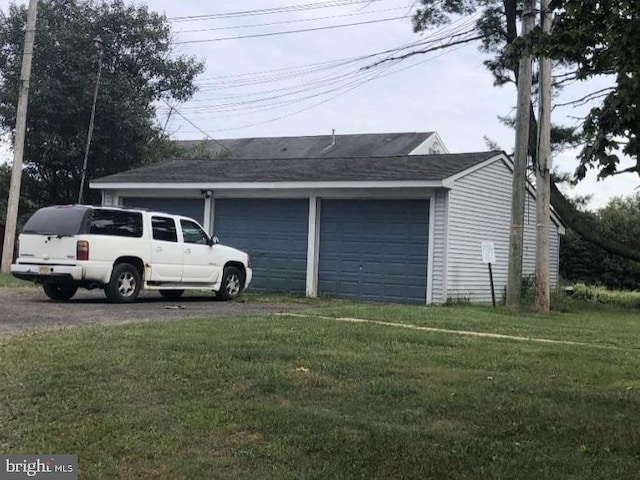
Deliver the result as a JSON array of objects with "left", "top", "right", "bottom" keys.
[
  {"left": 1, "top": 0, "right": 38, "bottom": 273},
  {"left": 78, "top": 36, "right": 104, "bottom": 204},
  {"left": 535, "top": 0, "right": 552, "bottom": 313},
  {"left": 506, "top": 0, "right": 536, "bottom": 307}
]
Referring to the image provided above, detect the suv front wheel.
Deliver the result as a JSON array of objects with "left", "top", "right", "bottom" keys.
[
  {"left": 217, "top": 266, "right": 244, "bottom": 301},
  {"left": 105, "top": 263, "right": 141, "bottom": 303}
]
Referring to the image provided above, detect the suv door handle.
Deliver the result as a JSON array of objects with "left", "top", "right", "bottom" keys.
[
  {"left": 184, "top": 248, "right": 191, "bottom": 254},
  {"left": 155, "top": 246, "right": 163, "bottom": 252}
]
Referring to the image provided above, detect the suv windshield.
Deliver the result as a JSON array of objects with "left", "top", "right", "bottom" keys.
[{"left": 22, "top": 206, "right": 89, "bottom": 236}]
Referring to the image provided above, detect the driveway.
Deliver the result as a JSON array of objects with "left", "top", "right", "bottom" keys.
[{"left": 0, "top": 287, "right": 301, "bottom": 338}]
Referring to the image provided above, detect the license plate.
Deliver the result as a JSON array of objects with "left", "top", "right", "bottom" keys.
[{"left": 38, "top": 266, "right": 50, "bottom": 274}]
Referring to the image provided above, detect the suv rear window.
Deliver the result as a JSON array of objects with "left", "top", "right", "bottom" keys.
[
  {"left": 22, "top": 206, "right": 89, "bottom": 236},
  {"left": 89, "top": 209, "right": 143, "bottom": 238}
]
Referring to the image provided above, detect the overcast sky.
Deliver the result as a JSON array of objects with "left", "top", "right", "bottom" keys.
[{"left": 1, "top": 0, "right": 638, "bottom": 208}]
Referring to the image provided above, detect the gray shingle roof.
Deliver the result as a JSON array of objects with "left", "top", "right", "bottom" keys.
[
  {"left": 175, "top": 132, "right": 435, "bottom": 159},
  {"left": 93, "top": 152, "right": 502, "bottom": 185}
]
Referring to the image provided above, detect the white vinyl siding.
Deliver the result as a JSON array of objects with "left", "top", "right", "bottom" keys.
[
  {"left": 430, "top": 190, "right": 449, "bottom": 303},
  {"left": 446, "top": 159, "right": 561, "bottom": 303},
  {"left": 446, "top": 160, "right": 512, "bottom": 302}
]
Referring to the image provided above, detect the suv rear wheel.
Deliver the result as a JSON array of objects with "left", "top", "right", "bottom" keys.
[
  {"left": 43, "top": 283, "right": 78, "bottom": 301},
  {"left": 105, "top": 263, "right": 141, "bottom": 303}
]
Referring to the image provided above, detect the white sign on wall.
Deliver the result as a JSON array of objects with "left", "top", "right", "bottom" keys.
[{"left": 481, "top": 241, "right": 496, "bottom": 264}]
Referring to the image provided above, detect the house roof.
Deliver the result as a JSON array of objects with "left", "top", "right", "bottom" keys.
[
  {"left": 175, "top": 132, "right": 436, "bottom": 159},
  {"left": 92, "top": 151, "right": 502, "bottom": 185}
]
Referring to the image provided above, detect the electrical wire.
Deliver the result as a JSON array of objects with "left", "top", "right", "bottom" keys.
[
  {"left": 177, "top": 6, "right": 409, "bottom": 33},
  {"left": 160, "top": 5, "right": 483, "bottom": 136},
  {"left": 180, "top": 41, "right": 474, "bottom": 134},
  {"left": 189, "top": 13, "right": 480, "bottom": 91},
  {"left": 159, "top": 35, "right": 481, "bottom": 125},
  {"left": 173, "top": 31, "right": 480, "bottom": 118},
  {"left": 173, "top": 15, "right": 410, "bottom": 44},
  {"left": 168, "top": 0, "right": 384, "bottom": 22}
]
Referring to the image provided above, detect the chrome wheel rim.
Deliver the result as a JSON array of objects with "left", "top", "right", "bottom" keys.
[
  {"left": 117, "top": 272, "right": 136, "bottom": 297},
  {"left": 225, "top": 274, "right": 241, "bottom": 296}
]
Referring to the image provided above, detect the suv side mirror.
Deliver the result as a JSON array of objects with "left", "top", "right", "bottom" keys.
[{"left": 208, "top": 236, "right": 219, "bottom": 246}]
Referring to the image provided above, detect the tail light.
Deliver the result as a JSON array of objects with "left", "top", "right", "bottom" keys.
[{"left": 76, "top": 240, "right": 89, "bottom": 261}]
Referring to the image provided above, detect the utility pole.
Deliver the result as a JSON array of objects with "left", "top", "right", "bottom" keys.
[
  {"left": 535, "top": 0, "right": 552, "bottom": 313},
  {"left": 506, "top": 0, "right": 536, "bottom": 307},
  {"left": 78, "top": 36, "right": 104, "bottom": 204},
  {"left": 1, "top": 0, "right": 38, "bottom": 273}
]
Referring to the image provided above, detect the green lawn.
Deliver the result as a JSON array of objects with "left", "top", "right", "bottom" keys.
[
  {"left": 0, "top": 271, "right": 33, "bottom": 287},
  {"left": 1, "top": 304, "right": 639, "bottom": 479}
]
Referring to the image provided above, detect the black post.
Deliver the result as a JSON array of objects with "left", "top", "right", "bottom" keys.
[{"left": 488, "top": 263, "right": 496, "bottom": 308}]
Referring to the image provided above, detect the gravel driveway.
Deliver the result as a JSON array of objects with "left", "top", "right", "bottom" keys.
[{"left": 0, "top": 287, "right": 301, "bottom": 338}]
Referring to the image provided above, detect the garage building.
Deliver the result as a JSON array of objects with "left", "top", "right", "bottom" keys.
[{"left": 91, "top": 133, "right": 564, "bottom": 304}]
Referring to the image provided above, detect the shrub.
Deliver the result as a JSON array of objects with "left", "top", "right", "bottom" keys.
[{"left": 571, "top": 283, "right": 640, "bottom": 308}]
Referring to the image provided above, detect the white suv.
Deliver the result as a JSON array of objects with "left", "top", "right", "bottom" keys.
[{"left": 11, "top": 205, "right": 252, "bottom": 303}]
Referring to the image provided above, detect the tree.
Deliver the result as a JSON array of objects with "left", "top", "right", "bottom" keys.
[
  {"left": 412, "top": 0, "right": 640, "bottom": 263},
  {"left": 561, "top": 195, "right": 640, "bottom": 290},
  {"left": 0, "top": 0, "right": 204, "bottom": 207},
  {"left": 0, "top": 163, "right": 34, "bottom": 226},
  {"left": 537, "top": 1, "right": 640, "bottom": 182}
]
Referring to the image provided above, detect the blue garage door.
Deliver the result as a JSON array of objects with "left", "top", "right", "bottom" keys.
[
  {"left": 319, "top": 199, "right": 429, "bottom": 304},
  {"left": 214, "top": 199, "right": 308, "bottom": 293},
  {"left": 121, "top": 198, "right": 205, "bottom": 225}
]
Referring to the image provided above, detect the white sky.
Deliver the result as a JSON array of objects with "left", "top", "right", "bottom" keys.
[{"left": 1, "top": 0, "right": 638, "bottom": 208}]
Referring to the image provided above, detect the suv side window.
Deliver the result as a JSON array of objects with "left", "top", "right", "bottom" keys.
[
  {"left": 89, "top": 209, "right": 143, "bottom": 238},
  {"left": 180, "top": 219, "right": 209, "bottom": 245},
  {"left": 152, "top": 216, "right": 178, "bottom": 242}
]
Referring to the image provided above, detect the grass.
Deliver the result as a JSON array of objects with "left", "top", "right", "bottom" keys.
[
  {"left": 304, "top": 300, "right": 640, "bottom": 349},
  {"left": 1, "top": 303, "right": 640, "bottom": 479},
  {"left": 570, "top": 283, "right": 640, "bottom": 308},
  {"left": 0, "top": 271, "right": 34, "bottom": 287}
]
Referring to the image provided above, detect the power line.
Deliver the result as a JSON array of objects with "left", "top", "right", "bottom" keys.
[
  {"left": 173, "top": 15, "right": 410, "bottom": 44},
  {"left": 179, "top": 13, "right": 481, "bottom": 101},
  {"left": 165, "top": 101, "right": 231, "bottom": 153},
  {"left": 177, "top": 32, "right": 480, "bottom": 118},
  {"left": 191, "top": 42, "right": 474, "bottom": 133},
  {"left": 168, "top": 26, "right": 481, "bottom": 121},
  {"left": 161, "top": 7, "right": 482, "bottom": 135},
  {"left": 177, "top": 6, "right": 408, "bottom": 33},
  {"left": 184, "top": 16, "right": 480, "bottom": 100},
  {"left": 169, "top": 0, "right": 384, "bottom": 22},
  {"left": 189, "top": 9, "right": 478, "bottom": 85}
]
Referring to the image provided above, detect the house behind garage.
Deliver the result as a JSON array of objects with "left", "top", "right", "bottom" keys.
[{"left": 91, "top": 132, "right": 564, "bottom": 304}]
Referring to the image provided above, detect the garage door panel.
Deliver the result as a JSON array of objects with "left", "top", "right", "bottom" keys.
[
  {"left": 319, "top": 199, "right": 429, "bottom": 304},
  {"left": 215, "top": 199, "right": 308, "bottom": 293}
]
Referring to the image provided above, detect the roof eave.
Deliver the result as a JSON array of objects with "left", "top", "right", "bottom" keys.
[{"left": 90, "top": 180, "right": 448, "bottom": 190}]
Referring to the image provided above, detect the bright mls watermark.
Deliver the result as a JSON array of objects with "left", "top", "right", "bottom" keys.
[{"left": 0, "top": 455, "right": 77, "bottom": 479}]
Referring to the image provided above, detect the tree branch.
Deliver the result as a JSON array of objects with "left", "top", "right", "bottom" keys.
[
  {"left": 550, "top": 182, "right": 640, "bottom": 262},
  {"left": 609, "top": 165, "right": 639, "bottom": 176},
  {"left": 362, "top": 34, "right": 486, "bottom": 70},
  {"left": 552, "top": 87, "right": 615, "bottom": 109}
]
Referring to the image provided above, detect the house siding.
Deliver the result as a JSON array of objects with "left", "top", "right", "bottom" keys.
[
  {"left": 430, "top": 190, "right": 448, "bottom": 303},
  {"left": 446, "top": 159, "right": 561, "bottom": 303}
]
